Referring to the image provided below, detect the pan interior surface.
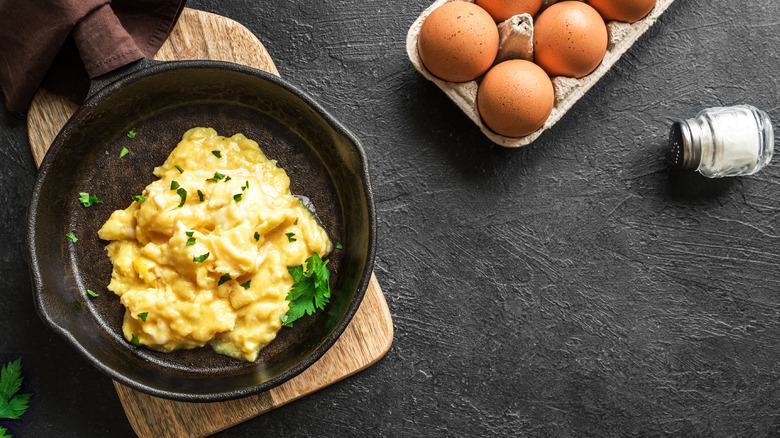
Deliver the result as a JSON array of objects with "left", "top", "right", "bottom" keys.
[{"left": 29, "top": 64, "right": 375, "bottom": 401}]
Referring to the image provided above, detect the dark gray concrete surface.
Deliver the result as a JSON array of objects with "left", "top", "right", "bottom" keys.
[{"left": 3, "top": 0, "right": 780, "bottom": 436}]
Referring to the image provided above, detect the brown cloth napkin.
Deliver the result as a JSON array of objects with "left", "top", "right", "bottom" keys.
[{"left": 0, "top": 0, "right": 186, "bottom": 113}]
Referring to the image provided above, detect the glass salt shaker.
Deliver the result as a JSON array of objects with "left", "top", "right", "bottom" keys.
[{"left": 669, "top": 104, "right": 774, "bottom": 177}]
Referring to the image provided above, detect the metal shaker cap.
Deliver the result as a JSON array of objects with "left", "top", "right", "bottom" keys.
[{"left": 669, "top": 119, "right": 702, "bottom": 170}]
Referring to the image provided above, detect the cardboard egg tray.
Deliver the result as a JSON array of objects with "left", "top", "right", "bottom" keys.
[{"left": 406, "top": 0, "right": 676, "bottom": 147}]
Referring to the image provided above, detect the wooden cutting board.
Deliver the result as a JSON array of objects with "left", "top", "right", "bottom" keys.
[{"left": 26, "top": 8, "right": 393, "bottom": 437}]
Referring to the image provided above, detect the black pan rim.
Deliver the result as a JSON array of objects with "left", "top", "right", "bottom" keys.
[{"left": 27, "top": 59, "right": 377, "bottom": 402}]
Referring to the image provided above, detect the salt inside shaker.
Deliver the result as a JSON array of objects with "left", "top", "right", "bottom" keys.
[{"left": 669, "top": 105, "right": 774, "bottom": 177}]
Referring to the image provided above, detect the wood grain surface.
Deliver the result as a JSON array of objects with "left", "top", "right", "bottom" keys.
[{"left": 26, "top": 8, "right": 392, "bottom": 438}]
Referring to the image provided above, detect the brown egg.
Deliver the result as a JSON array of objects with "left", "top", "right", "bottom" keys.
[
  {"left": 533, "top": 1, "right": 608, "bottom": 78},
  {"left": 475, "top": 0, "right": 544, "bottom": 23},
  {"left": 418, "top": 1, "right": 499, "bottom": 82},
  {"left": 587, "top": 0, "right": 656, "bottom": 23},
  {"left": 477, "top": 60, "right": 554, "bottom": 137}
]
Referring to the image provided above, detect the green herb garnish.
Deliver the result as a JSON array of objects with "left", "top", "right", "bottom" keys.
[
  {"left": 132, "top": 195, "right": 146, "bottom": 203},
  {"left": 218, "top": 273, "right": 231, "bottom": 286},
  {"left": 105, "top": 151, "right": 109, "bottom": 155},
  {"left": 241, "top": 280, "right": 251, "bottom": 290},
  {"left": 211, "top": 150, "right": 222, "bottom": 158},
  {"left": 177, "top": 188, "right": 187, "bottom": 207},
  {"left": 241, "top": 181, "right": 249, "bottom": 191},
  {"left": 174, "top": 165, "right": 184, "bottom": 173},
  {"left": 224, "top": 176, "right": 232, "bottom": 181},
  {"left": 78, "top": 192, "right": 102, "bottom": 207},
  {"left": 120, "top": 147, "right": 129, "bottom": 158},
  {"left": 185, "top": 231, "right": 196, "bottom": 246},
  {"left": 336, "top": 243, "right": 343, "bottom": 249},
  {"left": 0, "top": 358, "right": 31, "bottom": 420},
  {"left": 286, "top": 232, "right": 296, "bottom": 242},
  {"left": 127, "top": 128, "right": 136, "bottom": 139},
  {"left": 170, "top": 180, "right": 180, "bottom": 190},
  {"left": 253, "top": 232, "right": 260, "bottom": 241},
  {"left": 130, "top": 334, "right": 142, "bottom": 346},
  {"left": 66, "top": 232, "right": 78, "bottom": 243},
  {"left": 87, "top": 290, "right": 99, "bottom": 297},
  {"left": 280, "top": 253, "right": 330, "bottom": 327},
  {"left": 137, "top": 312, "right": 148, "bottom": 322},
  {"left": 233, "top": 193, "right": 242, "bottom": 202},
  {"left": 206, "top": 172, "right": 225, "bottom": 182},
  {"left": 197, "top": 189, "right": 204, "bottom": 202},
  {"left": 193, "top": 252, "right": 209, "bottom": 263}
]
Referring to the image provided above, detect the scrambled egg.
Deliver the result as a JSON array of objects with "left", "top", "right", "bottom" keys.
[{"left": 98, "top": 127, "right": 331, "bottom": 361}]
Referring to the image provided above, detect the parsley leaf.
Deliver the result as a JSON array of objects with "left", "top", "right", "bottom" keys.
[
  {"left": 105, "top": 150, "right": 109, "bottom": 155},
  {"left": 253, "top": 232, "right": 260, "bottom": 241},
  {"left": 241, "top": 181, "right": 249, "bottom": 191},
  {"left": 170, "top": 180, "right": 180, "bottom": 190},
  {"left": 174, "top": 164, "right": 184, "bottom": 173},
  {"left": 286, "top": 232, "right": 296, "bottom": 242},
  {"left": 132, "top": 195, "right": 146, "bottom": 203},
  {"left": 177, "top": 188, "right": 187, "bottom": 207},
  {"left": 241, "top": 280, "right": 251, "bottom": 289},
  {"left": 66, "top": 232, "right": 77, "bottom": 243},
  {"left": 193, "top": 252, "right": 209, "bottom": 263},
  {"left": 130, "top": 335, "right": 142, "bottom": 346},
  {"left": 120, "top": 147, "right": 129, "bottom": 158},
  {"left": 206, "top": 172, "right": 225, "bottom": 182},
  {"left": 186, "top": 237, "right": 196, "bottom": 246},
  {"left": 211, "top": 150, "right": 222, "bottom": 158},
  {"left": 336, "top": 243, "right": 343, "bottom": 249},
  {"left": 127, "top": 128, "right": 136, "bottom": 138},
  {"left": 218, "top": 273, "right": 231, "bottom": 286},
  {"left": 197, "top": 190, "right": 204, "bottom": 202},
  {"left": 233, "top": 193, "right": 242, "bottom": 202},
  {"left": 0, "top": 358, "right": 31, "bottom": 420},
  {"left": 137, "top": 312, "right": 148, "bottom": 322},
  {"left": 224, "top": 176, "right": 232, "bottom": 182},
  {"left": 87, "top": 290, "right": 99, "bottom": 297},
  {"left": 281, "top": 253, "right": 330, "bottom": 327},
  {"left": 78, "top": 192, "right": 102, "bottom": 207},
  {"left": 0, "top": 426, "right": 9, "bottom": 438}
]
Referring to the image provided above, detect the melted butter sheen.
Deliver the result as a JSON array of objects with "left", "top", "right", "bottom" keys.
[{"left": 98, "top": 127, "right": 332, "bottom": 362}]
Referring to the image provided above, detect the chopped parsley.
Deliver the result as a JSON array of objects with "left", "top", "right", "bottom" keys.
[
  {"left": 197, "top": 190, "right": 204, "bottom": 202},
  {"left": 218, "top": 273, "right": 231, "bottom": 286},
  {"left": 130, "top": 334, "right": 142, "bottom": 346},
  {"left": 336, "top": 243, "right": 343, "bottom": 249},
  {"left": 211, "top": 150, "right": 222, "bottom": 158},
  {"left": 281, "top": 253, "right": 331, "bottom": 327},
  {"left": 127, "top": 128, "right": 136, "bottom": 139},
  {"left": 176, "top": 188, "right": 187, "bottom": 207},
  {"left": 105, "top": 150, "right": 109, "bottom": 155},
  {"left": 87, "top": 290, "right": 99, "bottom": 297},
  {"left": 241, "top": 280, "right": 251, "bottom": 290},
  {"left": 132, "top": 195, "right": 146, "bottom": 203},
  {"left": 286, "top": 232, "right": 297, "bottom": 242},
  {"left": 120, "top": 147, "right": 129, "bottom": 158},
  {"left": 170, "top": 180, "right": 180, "bottom": 190},
  {"left": 193, "top": 252, "right": 209, "bottom": 263},
  {"left": 185, "top": 231, "right": 196, "bottom": 246},
  {"left": 66, "top": 232, "right": 78, "bottom": 243},
  {"left": 174, "top": 164, "right": 184, "bottom": 173},
  {"left": 206, "top": 172, "right": 225, "bottom": 182},
  {"left": 233, "top": 193, "right": 242, "bottom": 202},
  {"left": 137, "top": 312, "right": 148, "bottom": 322},
  {"left": 224, "top": 176, "right": 232, "bottom": 181},
  {"left": 0, "top": 358, "right": 31, "bottom": 420},
  {"left": 241, "top": 181, "right": 249, "bottom": 191},
  {"left": 253, "top": 232, "right": 260, "bottom": 241},
  {"left": 78, "top": 192, "right": 102, "bottom": 207}
]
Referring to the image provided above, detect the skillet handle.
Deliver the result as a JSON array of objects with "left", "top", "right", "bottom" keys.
[{"left": 86, "top": 58, "right": 162, "bottom": 100}]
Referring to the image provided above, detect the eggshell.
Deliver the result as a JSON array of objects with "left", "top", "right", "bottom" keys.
[
  {"left": 417, "top": 1, "right": 499, "bottom": 82},
  {"left": 587, "top": 0, "right": 656, "bottom": 23},
  {"left": 533, "top": 1, "right": 608, "bottom": 78},
  {"left": 477, "top": 60, "right": 554, "bottom": 138},
  {"left": 475, "top": 0, "right": 544, "bottom": 23}
]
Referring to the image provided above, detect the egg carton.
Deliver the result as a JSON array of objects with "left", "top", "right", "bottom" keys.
[{"left": 406, "top": 0, "right": 676, "bottom": 147}]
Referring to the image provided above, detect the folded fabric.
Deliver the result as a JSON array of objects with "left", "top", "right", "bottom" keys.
[{"left": 0, "top": 0, "right": 185, "bottom": 113}]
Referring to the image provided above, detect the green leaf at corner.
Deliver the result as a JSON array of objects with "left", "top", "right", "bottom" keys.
[{"left": 0, "top": 358, "right": 32, "bottom": 420}]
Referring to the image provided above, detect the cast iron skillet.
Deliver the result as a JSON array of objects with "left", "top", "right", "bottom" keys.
[{"left": 27, "top": 59, "right": 376, "bottom": 402}]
